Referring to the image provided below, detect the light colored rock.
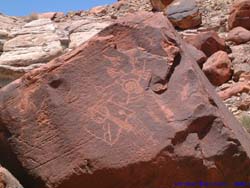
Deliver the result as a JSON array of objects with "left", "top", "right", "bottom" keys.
[
  {"left": 226, "top": 26, "right": 250, "bottom": 44},
  {"left": 37, "top": 12, "right": 64, "bottom": 20},
  {"left": 0, "top": 19, "right": 65, "bottom": 67},
  {"left": 89, "top": 6, "right": 107, "bottom": 15},
  {"left": 231, "top": 44, "right": 250, "bottom": 65},
  {"left": 0, "top": 15, "right": 24, "bottom": 30},
  {"left": 24, "top": 18, "right": 53, "bottom": 27},
  {"left": 3, "top": 33, "right": 61, "bottom": 51},
  {"left": 0, "top": 166, "right": 23, "bottom": 188},
  {"left": 11, "top": 19, "right": 56, "bottom": 36},
  {"left": 0, "top": 30, "right": 10, "bottom": 52},
  {"left": 218, "top": 80, "right": 250, "bottom": 100},
  {"left": 0, "top": 41, "right": 63, "bottom": 66},
  {"left": 233, "top": 63, "right": 250, "bottom": 81},
  {"left": 68, "top": 20, "right": 111, "bottom": 49}
]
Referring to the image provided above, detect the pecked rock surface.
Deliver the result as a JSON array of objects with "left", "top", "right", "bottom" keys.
[{"left": 1, "top": 12, "right": 250, "bottom": 188}]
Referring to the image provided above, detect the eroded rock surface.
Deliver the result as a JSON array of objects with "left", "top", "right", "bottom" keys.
[
  {"left": 0, "top": 15, "right": 112, "bottom": 88},
  {"left": 1, "top": 12, "right": 250, "bottom": 188},
  {"left": 228, "top": 0, "right": 250, "bottom": 30}
]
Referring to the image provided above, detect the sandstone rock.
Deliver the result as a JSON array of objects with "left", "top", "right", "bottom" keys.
[
  {"left": 11, "top": 19, "right": 56, "bottom": 36},
  {"left": 89, "top": 6, "right": 108, "bottom": 15},
  {"left": 111, "top": 1, "right": 126, "bottom": 10},
  {"left": 0, "top": 19, "right": 64, "bottom": 67},
  {"left": 150, "top": 0, "right": 174, "bottom": 11},
  {"left": 0, "top": 64, "right": 44, "bottom": 88},
  {"left": 226, "top": 26, "right": 250, "bottom": 44},
  {"left": 1, "top": 12, "right": 250, "bottom": 188},
  {"left": 0, "top": 15, "right": 24, "bottom": 30},
  {"left": 202, "top": 51, "right": 232, "bottom": 86},
  {"left": 38, "top": 12, "right": 64, "bottom": 20},
  {"left": 0, "top": 30, "right": 11, "bottom": 53},
  {"left": 0, "top": 166, "right": 23, "bottom": 188},
  {"left": 0, "top": 30, "right": 9, "bottom": 39},
  {"left": 67, "top": 20, "right": 111, "bottom": 49},
  {"left": 184, "top": 31, "right": 227, "bottom": 57},
  {"left": 228, "top": 0, "right": 250, "bottom": 30},
  {"left": 0, "top": 38, "right": 63, "bottom": 66},
  {"left": 165, "top": 0, "right": 202, "bottom": 29},
  {"left": 38, "top": 12, "right": 57, "bottom": 20}
]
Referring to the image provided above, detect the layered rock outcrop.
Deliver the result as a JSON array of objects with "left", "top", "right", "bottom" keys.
[
  {"left": 0, "top": 15, "right": 111, "bottom": 88},
  {"left": 1, "top": 12, "right": 250, "bottom": 188}
]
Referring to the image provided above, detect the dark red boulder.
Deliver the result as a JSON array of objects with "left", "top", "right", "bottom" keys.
[
  {"left": 1, "top": 12, "right": 250, "bottom": 188},
  {"left": 228, "top": 0, "right": 250, "bottom": 30},
  {"left": 184, "top": 31, "right": 227, "bottom": 57}
]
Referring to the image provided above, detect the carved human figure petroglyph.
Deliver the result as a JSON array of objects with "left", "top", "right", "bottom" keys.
[{"left": 85, "top": 52, "right": 159, "bottom": 146}]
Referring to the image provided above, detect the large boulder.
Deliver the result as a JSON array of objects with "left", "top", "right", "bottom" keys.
[
  {"left": 1, "top": 12, "right": 250, "bottom": 188},
  {"left": 184, "top": 31, "right": 227, "bottom": 57},
  {"left": 228, "top": 0, "right": 250, "bottom": 30},
  {"left": 226, "top": 26, "right": 250, "bottom": 44},
  {"left": 165, "top": 0, "right": 202, "bottom": 29},
  {"left": 202, "top": 51, "right": 232, "bottom": 86}
]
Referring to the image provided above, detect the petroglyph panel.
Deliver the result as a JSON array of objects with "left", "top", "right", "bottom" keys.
[{"left": 83, "top": 47, "right": 175, "bottom": 146}]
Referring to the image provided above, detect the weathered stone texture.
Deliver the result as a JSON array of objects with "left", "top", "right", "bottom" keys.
[{"left": 0, "top": 12, "right": 250, "bottom": 188}]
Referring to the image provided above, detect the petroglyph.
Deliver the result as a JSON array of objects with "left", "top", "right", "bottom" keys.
[
  {"left": 84, "top": 50, "right": 162, "bottom": 146},
  {"left": 17, "top": 90, "right": 36, "bottom": 115},
  {"left": 84, "top": 46, "right": 178, "bottom": 146}
]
